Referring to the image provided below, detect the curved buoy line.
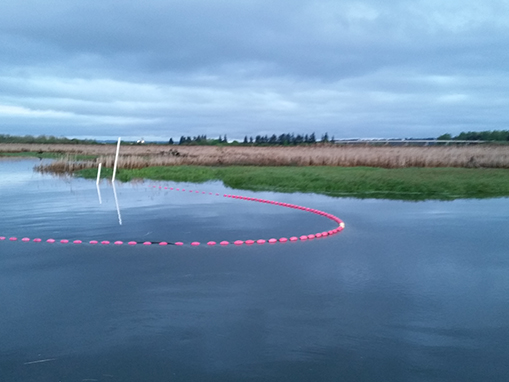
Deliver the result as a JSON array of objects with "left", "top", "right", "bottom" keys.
[{"left": 1, "top": 185, "right": 345, "bottom": 247}]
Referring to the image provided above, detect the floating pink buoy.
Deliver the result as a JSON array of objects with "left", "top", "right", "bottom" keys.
[
  {"left": 1, "top": 190, "right": 344, "bottom": 249},
  {"left": 143, "top": 241, "right": 151, "bottom": 245}
]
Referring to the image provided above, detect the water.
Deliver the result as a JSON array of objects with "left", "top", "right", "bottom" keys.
[{"left": 1, "top": 159, "right": 508, "bottom": 382}]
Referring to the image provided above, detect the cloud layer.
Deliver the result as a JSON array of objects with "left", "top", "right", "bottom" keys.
[{"left": 1, "top": 0, "right": 508, "bottom": 140}]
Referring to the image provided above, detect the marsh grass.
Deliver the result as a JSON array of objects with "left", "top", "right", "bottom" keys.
[
  {"left": 3, "top": 143, "right": 508, "bottom": 199},
  {"left": 8, "top": 143, "right": 507, "bottom": 172},
  {"left": 79, "top": 165, "right": 509, "bottom": 200}
]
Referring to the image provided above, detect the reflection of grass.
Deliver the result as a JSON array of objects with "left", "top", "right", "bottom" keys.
[{"left": 79, "top": 165, "right": 509, "bottom": 200}]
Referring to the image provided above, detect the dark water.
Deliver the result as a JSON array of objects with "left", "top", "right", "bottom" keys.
[{"left": 1, "top": 159, "right": 508, "bottom": 382}]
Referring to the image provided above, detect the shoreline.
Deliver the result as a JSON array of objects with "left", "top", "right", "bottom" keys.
[{"left": 2, "top": 144, "right": 509, "bottom": 201}]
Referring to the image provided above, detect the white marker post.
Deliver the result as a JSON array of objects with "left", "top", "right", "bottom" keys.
[
  {"left": 112, "top": 137, "right": 121, "bottom": 182},
  {"left": 96, "top": 162, "right": 102, "bottom": 185}
]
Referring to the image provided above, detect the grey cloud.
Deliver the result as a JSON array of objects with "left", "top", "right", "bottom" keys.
[{"left": 0, "top": 0, "right": 508, "bottom": 139}]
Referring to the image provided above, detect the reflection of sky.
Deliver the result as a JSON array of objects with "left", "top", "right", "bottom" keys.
[{"left": 1, "top": 159, "right": 509, "bottom": 381}]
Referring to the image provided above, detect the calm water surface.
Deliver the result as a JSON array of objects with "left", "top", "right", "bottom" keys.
[{"left": 1, "top": 159, "right": 508, "bottom": 381}]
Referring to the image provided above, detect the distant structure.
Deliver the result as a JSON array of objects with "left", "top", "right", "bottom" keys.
[{"left": 136, "top": 137, "right": 145, "bottom": 144}]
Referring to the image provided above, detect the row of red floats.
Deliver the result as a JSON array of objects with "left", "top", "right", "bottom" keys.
[{"left": 0, "top": 187, "right": 345, "bottom": 247}]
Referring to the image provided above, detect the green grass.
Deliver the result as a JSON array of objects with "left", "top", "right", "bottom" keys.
[
  {"left": 78, "top": 165, "right": 509, "bottom": 200},
  {"left": 0, "top": 152, "right": 97, "bottom": 160}
]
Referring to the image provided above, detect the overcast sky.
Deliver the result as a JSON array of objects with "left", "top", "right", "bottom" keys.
[{"left": 1, "top": 0, "right": 508, "bottom": 141}]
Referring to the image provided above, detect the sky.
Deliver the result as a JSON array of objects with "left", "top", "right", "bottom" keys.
[{"left": 1, "top": 0, "right": 508, "bottom": 141}]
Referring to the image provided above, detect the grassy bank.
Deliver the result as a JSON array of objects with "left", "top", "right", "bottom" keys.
[{"left": 79, "top": 165, "right": 509, "bottom": 200}]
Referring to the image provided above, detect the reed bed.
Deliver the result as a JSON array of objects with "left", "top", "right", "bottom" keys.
[{"left": 1, "top": 143, "right": 508, "bottom": 173}]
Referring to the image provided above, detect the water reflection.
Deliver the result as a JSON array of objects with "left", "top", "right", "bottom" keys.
[
  {"left": 96, "top": 183, "right": 102, "bottom": 205},
  {"left": 112, "top": 181, "right": 122, "bottom": 225},
  {"left": 0, "top": 159, "right": 508, "bottom": 382}
]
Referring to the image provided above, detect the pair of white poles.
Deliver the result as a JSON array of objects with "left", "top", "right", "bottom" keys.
[{"left": 96, "top": 137, "right": 121, "bottom": 185}]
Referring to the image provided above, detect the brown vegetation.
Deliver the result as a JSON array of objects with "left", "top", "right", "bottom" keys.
[{"left": 1, "top": 143, "right": 509, "bottom": 172}]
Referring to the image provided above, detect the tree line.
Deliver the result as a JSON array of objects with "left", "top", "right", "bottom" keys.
[
  {"left": 173, "top": 132, "right": 334, "bottom": 145},
  {"left": 0, "top": 134, "right": 98, "bottom": 144},
  {"left": 438, "top": 130, "right": 509, "bottom": 141}
]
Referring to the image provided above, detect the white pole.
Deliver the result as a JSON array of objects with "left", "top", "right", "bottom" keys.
[
  {"left": 112, "top": 137, "right": 121, "bottom": 182},
  {"left": 96, "top": 162, "right": 102, "bottom": 185}
]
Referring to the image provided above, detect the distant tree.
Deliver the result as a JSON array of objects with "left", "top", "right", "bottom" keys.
[
  {"left": 243, "top": 136, "right": 248, "bottom": 144},
  {"left": 168, "top": 138, "right": 174, "bottom": 144},
  {"left": 321, "top": 132, "right": 329, "bottom": 142},
  {"left": 437, "top": 133, "right": 452, "bottom": 140}
]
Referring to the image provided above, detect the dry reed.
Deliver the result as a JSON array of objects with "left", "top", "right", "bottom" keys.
[{"left": 2, "top": 143, "right": 508, "bottom": 172}]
